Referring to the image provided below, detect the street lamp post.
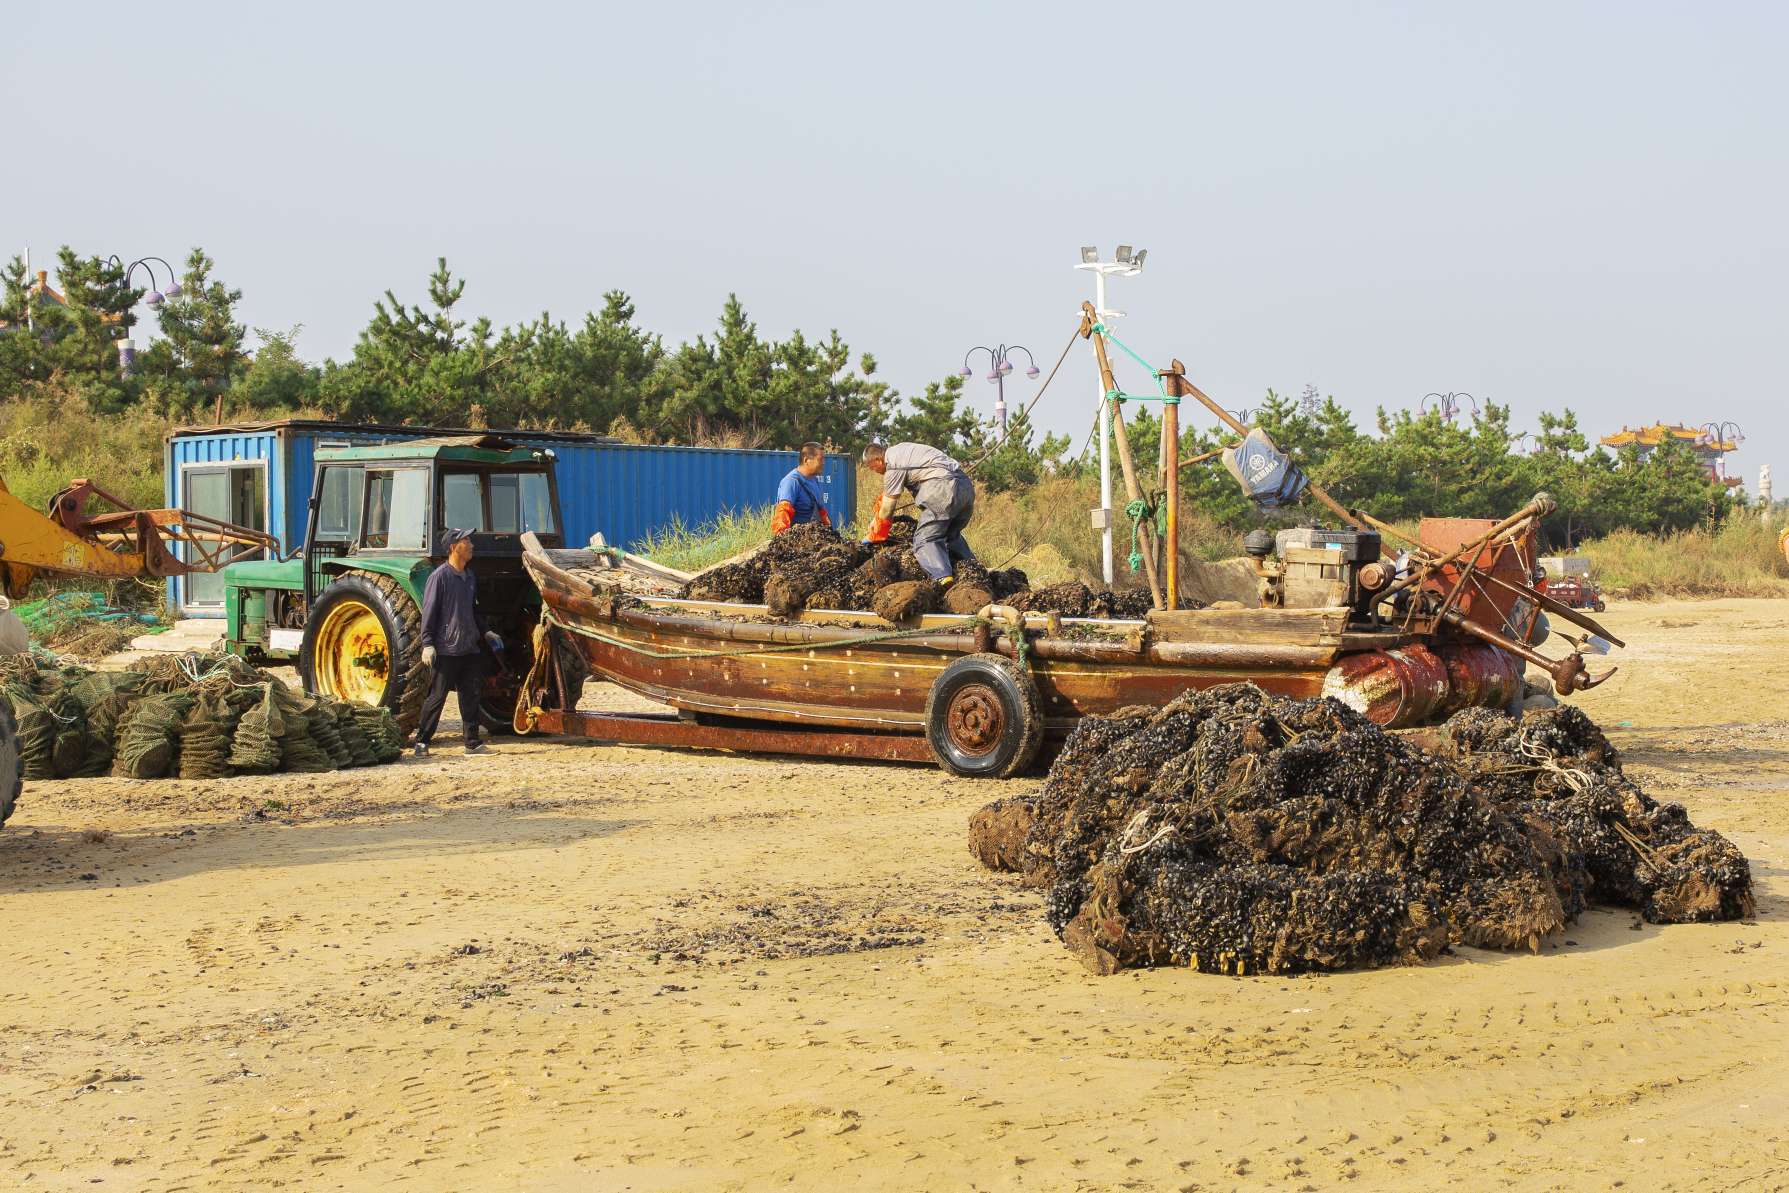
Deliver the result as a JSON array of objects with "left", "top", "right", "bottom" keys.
[
  {"left": 958, "top": 344, "right": 1039, "bottom": 435},
  {"left": 1074, "top": 244, "right": 1146, "bottom": 585},
  {"left": 1419, "top": 391, "right": 1479, "bottom": 423},
  {"left": 105, "top": 255, "right": 182, "bottom": 376}
]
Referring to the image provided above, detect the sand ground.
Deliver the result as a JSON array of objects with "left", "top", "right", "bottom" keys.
[{"left": 1, "top": 598, "right": 1785, "bottom": 1192}]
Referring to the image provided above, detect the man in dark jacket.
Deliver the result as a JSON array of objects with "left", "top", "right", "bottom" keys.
[{"left": 414, "top": 528, "right": 503, "bottom": 756}]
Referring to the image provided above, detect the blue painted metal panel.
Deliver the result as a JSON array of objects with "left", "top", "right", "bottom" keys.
[
  {"left": 165, "top": 431, "right": 279, "bottom": 614},
  {"left": 165, "top": 422, "right": 857, "bottom": 616},
  {"left": 554, "top": 443, "right": 855, "bottom": 552}
]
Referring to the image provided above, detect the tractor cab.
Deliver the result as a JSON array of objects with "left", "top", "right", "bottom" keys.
[{"left": 222, "top": 435, "right": 564, "bottom": 736}]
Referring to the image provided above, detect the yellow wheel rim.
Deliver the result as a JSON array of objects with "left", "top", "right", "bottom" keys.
[{"left": 313, "top": 599, "right": 392, "bottom": 706}]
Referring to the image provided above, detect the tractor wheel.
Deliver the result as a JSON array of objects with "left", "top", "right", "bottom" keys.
[
  {"left": 923, "top": 653, "right": 1044, "bottom": 779},
  {"left": 0, "top": 696, "right": 22, "bottom": 829},
  {"left": 301, "top": 572, "right": 427, "bottom": 737}
]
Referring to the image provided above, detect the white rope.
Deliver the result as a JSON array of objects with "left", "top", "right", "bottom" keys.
[
  {"left": 1116, "top": 808, "right": 1177, "bottom": 856},
  {"left": 1514, "top": 730, "right": 1596, "bottom": 794}
]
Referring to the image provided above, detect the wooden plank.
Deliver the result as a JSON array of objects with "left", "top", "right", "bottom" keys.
[{"left": 1146, "top": 606, "right": 1348, "bottom": 647}]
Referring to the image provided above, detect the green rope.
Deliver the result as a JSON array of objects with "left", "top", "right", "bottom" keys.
[
  {"left": 543, "top": 608, "right": 989, "bottom": 662},
  {"left": 1012, "top": 628, "right": 1033, "bottom": 673},
  {"left": 1093, "top": 323, "right": 1170, "bottom": 400},
  {"left": 1124, "top": 497, "right": 1168, "bottom": 573}
]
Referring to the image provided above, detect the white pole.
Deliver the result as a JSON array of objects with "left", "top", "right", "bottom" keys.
[
  {"left": 1095, "top": 269, "right": 1114, "bottom": 584},
  {"left": 23, "top": 246, "right": 32, "bottom": 333}
]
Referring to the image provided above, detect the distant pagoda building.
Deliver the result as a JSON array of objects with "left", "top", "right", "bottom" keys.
[{"left": 1599, "top": 422, "right": 1743, "bottom": 487}]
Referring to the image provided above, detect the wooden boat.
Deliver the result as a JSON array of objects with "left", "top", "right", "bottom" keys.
[{"left": 513, "top": 528, "right": 1563, "bottom": 778}]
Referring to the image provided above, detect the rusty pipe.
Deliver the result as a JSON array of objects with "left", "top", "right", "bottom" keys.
[
  {"left": 1163, "top": 377, "right": 1180, "bottom": 610},
  {"left": 1473, "top": 567, "right": 1625, "bottom": 647},
  {"left": 1439, "top": 608, "right": 1614, "bottom": 695},
  {"left": 1381, "top": 493, "right": 1558, "bottom": 600}
]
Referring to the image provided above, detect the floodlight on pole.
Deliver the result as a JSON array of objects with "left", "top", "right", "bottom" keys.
[{"left": 1073, "top": 243, "right": 1149, "bottom": 584}]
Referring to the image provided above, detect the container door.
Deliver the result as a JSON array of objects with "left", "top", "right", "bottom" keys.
[{"left": 183, "top": 464, "right": 267, "bottom": 610}]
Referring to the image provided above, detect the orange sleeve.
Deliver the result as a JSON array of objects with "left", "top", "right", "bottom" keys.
[{"left": 771, "top": 501, "right": 794, "bottom": 534}]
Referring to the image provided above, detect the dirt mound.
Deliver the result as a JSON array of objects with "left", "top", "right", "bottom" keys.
[
  {"left": 973, "top": 684, "right": 1752, "bottom": 975},
  {"left": 872, "top": 580, "right": 935, "bottom": 624},
  {"left": 677, "top": 521, "right": 1166, "bottom": 621}
]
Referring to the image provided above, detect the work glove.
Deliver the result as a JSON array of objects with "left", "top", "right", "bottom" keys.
[
  {"left": 770, "top": 501, "right": 795, "bottom": 535},
  {"left": 422, "top": 645, "right": 437, "bottom": 669},
  {"left": 484, "top": 631, "right": 505, "bottom": 655},
  {"left": 860, "top": 515, "right": 893, "bottom": 546}
]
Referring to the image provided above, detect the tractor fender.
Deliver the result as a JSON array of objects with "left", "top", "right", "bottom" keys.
[{"left": 316, "top": 556, "right": 435, "bottom": 607}]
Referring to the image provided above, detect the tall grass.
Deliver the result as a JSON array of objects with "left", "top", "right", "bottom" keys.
[
  {"left": 0, "top": 386, "right": 169, "bottom": 511},
  {"left": 1579, "top": 517, "right": 1789, "bottom": 600},
  {"left": 0, "top": 387, "right": 176, "bottom": 614},
  {"left": 631, "top": 506, "right": 777, "bottom": 572}
]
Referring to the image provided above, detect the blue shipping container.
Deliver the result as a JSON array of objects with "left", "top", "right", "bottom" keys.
[{"left": 164, "top": 420, "right": 856, "bottom": 616}]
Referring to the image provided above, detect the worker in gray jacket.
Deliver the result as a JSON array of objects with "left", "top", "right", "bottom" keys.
[{"left": 860, "top": 441, "right": 977, "bottom": 583}]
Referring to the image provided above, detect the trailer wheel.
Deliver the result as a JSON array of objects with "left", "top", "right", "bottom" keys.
[
  {"left": 301, "top": 571, "right": 427, "bottom": 736},
  {"left": 924, "top": 653, "right": 1044, "bottom": 779},
  {"left": 0, "top": 696, "right": 22, "bottom": 828}
]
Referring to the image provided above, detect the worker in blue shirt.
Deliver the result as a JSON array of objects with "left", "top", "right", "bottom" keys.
[{"left": 771, "top": 442, "right": 832, "bottom": 534}]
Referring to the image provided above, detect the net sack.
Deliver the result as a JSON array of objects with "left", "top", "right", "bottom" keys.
[
  {"left": 228, "top": 682, "right": 285, "bottom": 774},
  {"left": 331, "top": 701, "right": 380, "bottom": 767},
  {"left": 177, "top": 691, "right": 239, "bottom": 780},
  {"left": 8, "top": 685, "right": 59, "bottom": 780},
  {"left": 112, "top": 692, "right": 195, "bottom": 780}
]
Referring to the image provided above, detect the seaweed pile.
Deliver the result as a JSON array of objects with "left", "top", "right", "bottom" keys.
[
  {"left": 969, "top": 684, "right": 1753, "bottom": 976},
  {"left": 0, "top": 649, "right": 405, "bottom": 782},
  {"left": 679, "top": 521, "right": 1158, "bottom": 621}
]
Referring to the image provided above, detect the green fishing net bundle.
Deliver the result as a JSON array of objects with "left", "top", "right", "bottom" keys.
[
  {"left": 176, "top": 690, "right": 241, "bottom": 780},
  {"left": 0, "top": 648, "right": 410, "bottom": 781},
  {"left": 228, "top": 682, "right": 285, "bottom": 774},
  {"left": 112, "top": 692, "right": 195, "bottom": 780},
  {"left": 330, "top": 701, "right": 380, "bottom": 767},
  {"left": 352, "top": 704, "right": 405, "bottom": 763}
]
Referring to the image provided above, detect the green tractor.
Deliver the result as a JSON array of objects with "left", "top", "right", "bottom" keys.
[{"left": 221, "top": 435, "right": 563, "bottom": 736}]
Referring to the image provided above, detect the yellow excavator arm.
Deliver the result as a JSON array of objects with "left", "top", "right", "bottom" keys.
[{"left": 0, "top": 476, "right": 279, "bottom": 599}]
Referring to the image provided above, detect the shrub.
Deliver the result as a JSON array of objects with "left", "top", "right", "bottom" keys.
[{"left": 1580, "top": 517, "right": 1789, "bottom": 600}]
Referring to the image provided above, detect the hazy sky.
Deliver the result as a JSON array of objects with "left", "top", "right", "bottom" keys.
[{"left": 8, "top": 1, "right": 1784, "bottom": 493}]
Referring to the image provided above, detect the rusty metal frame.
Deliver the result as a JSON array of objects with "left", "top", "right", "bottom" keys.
[
  {"left": 47, "top": 478, "right": 281, "bottom": 578},
  {"left": 526, "top": 707, "right": 939, "bottom": 764}
]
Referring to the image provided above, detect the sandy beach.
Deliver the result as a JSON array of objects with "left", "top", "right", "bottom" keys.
[{"left": 2, "top": 597, "right": 1785, "bottom": 1191}]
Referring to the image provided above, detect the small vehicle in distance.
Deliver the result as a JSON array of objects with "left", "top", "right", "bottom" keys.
[{"left": 1536, "top": 554, "right": 1606, "bottom": 612}]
